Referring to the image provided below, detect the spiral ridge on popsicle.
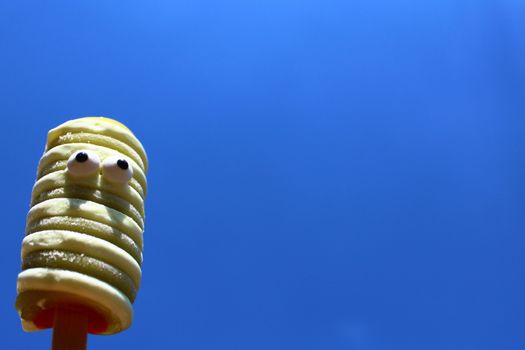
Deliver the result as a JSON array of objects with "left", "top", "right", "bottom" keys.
[{"left": 16, "top": 117, "right": 148, "bottom": 335}]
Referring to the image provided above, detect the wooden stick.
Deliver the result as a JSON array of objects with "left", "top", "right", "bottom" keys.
[{"left": 52, "top": 308, "right": 88, "bottom": 350}]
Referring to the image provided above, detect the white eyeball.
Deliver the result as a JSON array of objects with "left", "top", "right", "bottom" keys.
[
  {"left": 102, "top": 156, "right": 134, "bottom": 184},
  {"left": 67, "top": 150, "right": 101, "bottom": 177}
]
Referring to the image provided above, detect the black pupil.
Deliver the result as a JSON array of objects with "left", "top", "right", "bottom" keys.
[
  {"left": 75, "top": 152, "right": 88, "bottom": 162},
  {"left": 117, "top": 159, "right": 129, "bottom": 170}
]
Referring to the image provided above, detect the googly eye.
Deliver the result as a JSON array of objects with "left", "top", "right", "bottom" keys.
[
  {"left": 102, "top": 156, "right": 134, "bottom": 184},
  {"left": 67, "top": 150, "right": 101, "bottom": 177}
]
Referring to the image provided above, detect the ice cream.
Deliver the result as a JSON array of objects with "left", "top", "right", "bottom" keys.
[{"left": 16, "top": 117, "right": 148, "bottom": 335}]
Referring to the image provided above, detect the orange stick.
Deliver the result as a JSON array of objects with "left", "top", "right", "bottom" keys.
[{"left": 52, "top": 308, "right": 88, "bottom": 350}]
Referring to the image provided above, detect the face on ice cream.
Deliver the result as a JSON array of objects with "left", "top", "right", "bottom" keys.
[{"left": 16, "top": 117, "right": 148, "bottom": 335}]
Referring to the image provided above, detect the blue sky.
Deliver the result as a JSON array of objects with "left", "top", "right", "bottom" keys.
[{"left": 1, "top": 1, "right": 525, "bottom": 349}]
